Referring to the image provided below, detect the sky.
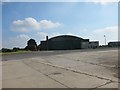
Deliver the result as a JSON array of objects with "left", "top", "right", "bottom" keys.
[{"left": 1, "top": 0, "right": 118, "bottom": 49}]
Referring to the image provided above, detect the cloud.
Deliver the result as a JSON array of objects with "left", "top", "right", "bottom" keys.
[
  {"left": 76, "top": 26, "right": 118, "bottom": 45},
  {"left": 2, "top": 0, "right": 11, "bottom": 2},
  {"left": 37, "top": 32, "right": 79, "bottom": 41},
  {"left": 86, "top": 0, "right": 118, "bottom": 5},
  {"left": 12, "top": 17, "right": 61, "bottom": 32},
  {"left": 1, "top": 0, "right": 119, "bottom": 3},
  {"left": 3, "top": 34, "right": 30, "bottom": 48},
  {"left": 90, "top": 26, "right": 118, "bottom": 45},
  {"left": 0, "top": 41, "right": 1, "bottom": 49},
  {"left": 0, "top": 0, "right": 2, "bottom": 5},
  {"left": 40, "top": 20, "right": 61, "bottom": 29},
  {"left": 37, "top": 32, "right": 62, "bottom": 40},
  {"left": 93, "top": 26, "right": 118, "bottom": 33},
  {"left": 50, "top": 32, "right": 79, "bottom": 38},
  {"left": 37, "top": 32, "right": 48, "bottom": 40},
  {"left": 50, "top": 32, "right": 63, "bottom": 37}
]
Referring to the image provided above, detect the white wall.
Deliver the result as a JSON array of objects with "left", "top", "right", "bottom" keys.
[
  {"left": 89, "top": 42, "right": 99, "bottom": 48},
  {"left": 81, "top": 42, "right": 89, "bottom": 49},
  {"left": 81, "top": 41, "right": 99, "bottom": 49}
]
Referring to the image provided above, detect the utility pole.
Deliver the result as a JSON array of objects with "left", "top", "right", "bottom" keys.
[
  {"left": 104, "top": 35, "right": 106, "bottom": 45},
  {"left": 46, "top": 36, "right": 48, "bottom": 51}
]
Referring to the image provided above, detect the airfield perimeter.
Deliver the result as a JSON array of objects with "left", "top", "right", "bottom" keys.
[{"left": 2, "top": 48, "right": 119, "bottom": 89}]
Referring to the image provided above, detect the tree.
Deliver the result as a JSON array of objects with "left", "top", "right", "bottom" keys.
[
  {"left": 25, "top": 39, "right": 38, "bottom": 51},
  {"left": 13, "top": 47, "right": 20, "bottom": 52},
  {"left": 1, "top": 48, "right": 13, "bottom": 52}
]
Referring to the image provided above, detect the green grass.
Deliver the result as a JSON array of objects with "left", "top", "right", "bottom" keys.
[{"left": 0, "top": 50, "right": 31, "bottom": 55}]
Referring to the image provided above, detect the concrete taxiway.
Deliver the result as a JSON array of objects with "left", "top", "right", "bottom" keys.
[{"left": 2, "top": 48, "right": 119, "bottom": 89}]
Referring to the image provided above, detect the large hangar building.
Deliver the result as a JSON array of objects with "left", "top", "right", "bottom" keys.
[{"left": 38, "top": 35, "right": 99, "bottom": 50}]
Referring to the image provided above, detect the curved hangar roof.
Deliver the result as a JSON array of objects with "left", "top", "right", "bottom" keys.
[{"left": 48, "top": 35, "right": 88, "bottom": 41}]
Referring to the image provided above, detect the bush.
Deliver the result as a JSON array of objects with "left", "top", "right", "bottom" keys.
[
  {"left": 13, "top": 47, "right": 20, "bottom": 52},
  {"left": 1, "top": 48, "right": 13, "bottom": 52}
]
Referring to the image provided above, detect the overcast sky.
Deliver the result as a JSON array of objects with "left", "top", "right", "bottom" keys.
[{"left": 1, "top": 0, "right": 118, "bottom": 49}]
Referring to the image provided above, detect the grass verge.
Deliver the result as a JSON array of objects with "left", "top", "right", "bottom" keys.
[{"left": 0, "top": 50, "right": 31, "bottom": 55}]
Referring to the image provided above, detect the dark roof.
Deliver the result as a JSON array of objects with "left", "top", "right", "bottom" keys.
[
  {"left": 48, "top": 35, "right": 84, "bottom": 41},
  {"left": 109, "top": 41, "right": 120, "bottom": 43}
]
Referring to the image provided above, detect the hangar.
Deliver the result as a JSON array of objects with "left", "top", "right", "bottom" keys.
[
  {"left": 108, "top": 41, "right": 120, "bottom": 47},
  {"left": 38, "top": 35, "right": 99, "bottom": 50}
]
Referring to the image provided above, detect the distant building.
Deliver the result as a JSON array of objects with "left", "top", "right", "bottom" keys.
[
  {"left": 81, "top": 41, "right": 99, "bottom": 49},
  {"left": 38, "top": 35, "right": 99, "bottom": 50},
  {"left": 88, "top": 41, "right": 99, "bottom": 48},
  {"left": 108, "top": 41, "right": 120, "bottom": 47}
]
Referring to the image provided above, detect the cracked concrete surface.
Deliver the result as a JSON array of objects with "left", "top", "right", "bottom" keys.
[{"left": 2, "top": 48, "right": 119, "bottom": 89}]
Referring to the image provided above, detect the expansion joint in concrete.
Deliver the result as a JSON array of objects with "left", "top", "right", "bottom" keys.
[
  {"left": 89, "top": 81, "right": 113, "bottom": 90},
  {"left": 32, "top": 60, "right": 115, "bottom": 82},
  {"left": 22, "top": 61, "right": 71, "bottom": 89}
]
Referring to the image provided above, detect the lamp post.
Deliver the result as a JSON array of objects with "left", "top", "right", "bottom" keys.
[
  {"left": 46, "top": 36, "right": 48, "bottom": 50},
  {"left": 104, "top": 35, "right": 106, "bottom": 46}
]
